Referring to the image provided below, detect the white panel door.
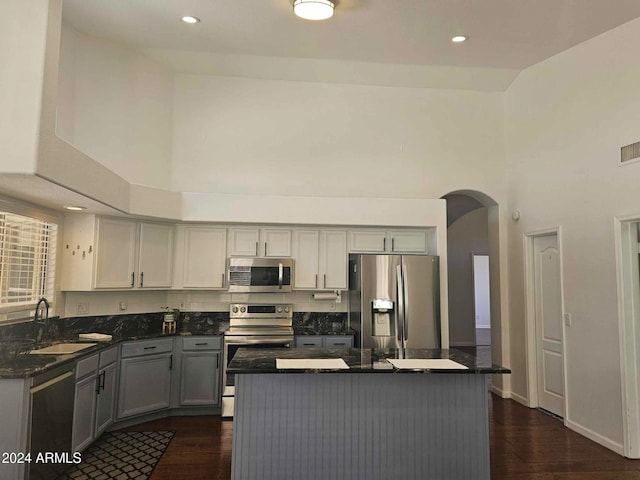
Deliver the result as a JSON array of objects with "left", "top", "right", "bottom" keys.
[
  {"left": 321, "top": 230, "right": 347, "bottom": 289},
  {"left": 183, "top": 227, "right": 227, "bottom": 288},
  {"left": 94, "top": 218, "right": 137, "bottom": 288},
  {"left": 533, "top": 234, "right": 564, "bottom": 417},
  {"left": 138, "top": 223, "right": 174, "bottom": 288},
  {"left": 293, "top": 230, "right": 320, "bottom": 289}
]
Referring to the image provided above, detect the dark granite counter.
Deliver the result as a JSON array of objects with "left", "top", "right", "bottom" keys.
[
  {"left": 227, "top": 347, "right": 510, "bottom": 374},
  {"left": 0, "top": 311, "right": 229, "bottom": 379}
]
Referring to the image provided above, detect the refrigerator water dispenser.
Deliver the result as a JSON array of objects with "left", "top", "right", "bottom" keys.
[{"left": 371, "top": 299, "right": 394, "bottom": 337}]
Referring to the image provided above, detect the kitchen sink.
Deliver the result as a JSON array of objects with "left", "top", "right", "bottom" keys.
[{"left": 29, "top": 343, "right": 97, "bottom": 355}]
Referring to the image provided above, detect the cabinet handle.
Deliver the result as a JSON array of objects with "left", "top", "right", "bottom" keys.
[
  {"left": 315, "top": 274, "right": 318, "bottom": 288},
  {"left": 303, "top": 343, "right": 315, "bottom": 346},
  {"left": 323, "top": 274, "right": 327, "bottom": 288},
  {"left": 333, "top": 343, "right": 346, "bottom": 346},
  {"left": 140, "top": 272, "right": 144, "bottom": 287},
  {"left": 383, "top": 237, "right": 386, "bottom": 251},
  {"left": 265, "top": 242, "right": 267, "bottom": 256},
  {"left": 100, "top": 371, "right": 106, "bottom": 391},
  {"left": 255, "top": 241, "right": 258, "bottom": 256},
  {"left": 391, "top": 237, "right": 395, "bottom": 252},
  {"left": 195, "top": 343, "right": 208, "bottom": 346},
  {"left": 221, "top": 273, "right": 225, "bottom": 288},
  {"left": 169, "top": 354, "right": 173, "bottom": 370},
  {"left": 131, "top": 272, "right": 135, "bottom": 288},
  {"left": 216, "top": 354, "right": 219, "bottom": 369},
  {"left": 143, "top": 346, "right": 157, "bottom": 350},
  {"left": 95, "top": 375, "right": 101, "bottom": 394}
]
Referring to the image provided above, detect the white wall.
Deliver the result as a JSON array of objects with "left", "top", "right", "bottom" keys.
[
  {"left": 56, "top": 22, "right": 174, "bottom": 190},
  {"left": 172, "top": 75, "right": 506, "bottom": 201},
  {"left": 0, "top": 0, "right": 50, "bottom": 175},
  {"left": 504, "top": 17, "right": 640, "bottom": 451}
]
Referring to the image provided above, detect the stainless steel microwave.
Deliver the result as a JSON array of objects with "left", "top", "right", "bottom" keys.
[{"left": 227, "top": 258, "right": 293, "bottom": 293}]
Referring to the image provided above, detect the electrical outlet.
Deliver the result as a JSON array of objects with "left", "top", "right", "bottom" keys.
[
  {"left": 564, "top": 313, "right": 572, "bottom": 326},
  {"left": 76, "top": 302, "right": 89, "bottom": 315},
  {"left": 329, "top": 301, "right": 336, "bottom": 311},
  {"left": 119, "top": 301, "right": 128, "bottom": 311}
]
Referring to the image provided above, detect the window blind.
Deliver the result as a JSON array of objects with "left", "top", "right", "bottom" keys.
[{"left": 0, "top": 212, "right": 57, "bottom": 321}]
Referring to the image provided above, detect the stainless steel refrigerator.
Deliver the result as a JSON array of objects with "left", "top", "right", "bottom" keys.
[{"left": 349, "top": 254, "right": 440, "bottom": 349}]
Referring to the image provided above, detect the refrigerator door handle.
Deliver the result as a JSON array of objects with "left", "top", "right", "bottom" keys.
[
  {"left": 396, "top": 265, "right": 405, "bottom": 343},
  {"left": 402, "top": 262, "right": 409, "bottom": 341}
]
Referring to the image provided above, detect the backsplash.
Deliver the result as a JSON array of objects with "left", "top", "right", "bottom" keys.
[{"left": 64, "top": 290, "right": 348, "bottom": 317}]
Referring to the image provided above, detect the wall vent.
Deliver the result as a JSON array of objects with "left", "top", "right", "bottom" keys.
[{"left": 621, "top": 141, "right": 640, "bottom": 164}]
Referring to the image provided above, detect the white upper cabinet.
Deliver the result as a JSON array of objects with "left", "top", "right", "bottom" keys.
[
  {"left": 293, "top": 229, "right": 347, "bottom": 290},
  {"left": 94, "top": 218, "right": 138, "bottom": 288},
  {"left": 61, "top": 215, "right": 174, "bottom": 290},
  {"left": 137, "top": 223, "right": 174, "bottom": 288},
  {"left": 228, "top": 227, "right": 291, "bottom": 257},
  {"left": 175, "top": 226, "right": 227, "bottom": 289},
  {"left": 349, "top": 229, "right": 429, "bottom": 254}
]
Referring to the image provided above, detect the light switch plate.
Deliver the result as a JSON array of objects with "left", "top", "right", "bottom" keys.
[{"left": 564, "top": 313, "right": 572, "bottom": 326}]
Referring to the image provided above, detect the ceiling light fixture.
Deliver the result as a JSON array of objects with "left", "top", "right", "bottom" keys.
[
  {"left": 293, "top": 0, "right": 335, "bottom": 21},
  {"left": 181, "top": 16, "right": 200, "bottom": 24},
  {"left": 451, "top": 35, "right": 468, "bottom": 43},
  {"left": 63, "top": 206, "right": 86, "bottom": 211}
]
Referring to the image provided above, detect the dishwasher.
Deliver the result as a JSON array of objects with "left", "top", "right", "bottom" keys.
[{"left": 28, "top": 364, "right": 75, "bottom": 480}]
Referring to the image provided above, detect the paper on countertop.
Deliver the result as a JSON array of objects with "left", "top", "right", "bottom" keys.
[
  {"left": 79, "top": 333, "right": 113, "bottom": 342},
  {"left": 387, "top": 359, "right": 468, "bottom": 370},
  {"left": 276, "top": 358, "right": 349, "bottom": 370}
]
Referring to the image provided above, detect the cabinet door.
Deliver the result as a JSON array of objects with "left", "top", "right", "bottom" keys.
[
  {"left": 293, "top": 230, "right": 320, "bottom": 289},
  {"left": 94, "top": 362, "right": 117, "bottom": 437},
  {"left": 321, "top": 230, "right": 347, "bottom": 290},
  {"left": 389, "top": 230, "right": 427, "bottom": 253},
  {"left": 179, "top": 352, "right": 220, "bottom": 406},
  {"left": 94, "top": 218, "right": 137, "bottom": 288},
  {"left": 117, "top": 354, "right": 172, "bottom": 419},
  {"left": 138, "top": 223, "right": 174, "bottom": 288},
  {"left": 183, "top": 227, "right": 227, "bottom": 288},
  {"left": 349, "top": 230, "right": 387, "bottom": 253},
  {"left": 72, "top": 375, "right": 97, "bottom": 452},
  {"left": 263, "top": 229, "right": 292, "bottom": 257},
  {"left": 228, "top": 228, "right": 260, "bottom": 256}
]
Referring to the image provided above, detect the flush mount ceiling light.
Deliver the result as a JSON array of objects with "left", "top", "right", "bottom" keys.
[
  {"left": 63, "top": 206, "right": 86, "bottom": 211},
  {"left": 181, "top": 16, "right": 200, "bottom": 24},
  {"left": 293, "top": 0, "right": 335, "bottom": 21},
  {"left": 451, "top": 35, "right": 468, "bottom": 43}
]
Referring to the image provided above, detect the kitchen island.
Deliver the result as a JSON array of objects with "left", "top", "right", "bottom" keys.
[{"left": 227, "top": 347, "right": 510, "bottom": 480}]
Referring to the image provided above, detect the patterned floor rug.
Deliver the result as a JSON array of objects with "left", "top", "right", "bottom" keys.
[{"left": 58, "top": 431, "right": 175, "bottom": 480}]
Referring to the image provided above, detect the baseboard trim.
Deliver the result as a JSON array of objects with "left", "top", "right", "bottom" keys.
[
  {"left": 566, "top": 419, "right": 624, "bottom": 456},
  {"left": 489, "top": 384, "right": 510, "bottom": 399},
  {"left": 510, "top": 391, "right": 531, "bottom": 407}
]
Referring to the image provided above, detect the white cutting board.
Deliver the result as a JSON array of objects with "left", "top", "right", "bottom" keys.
[
  {"left": 387, "top": 359, "right": 468, "bottom": 370},
  {"left": 276, "top": 358, "right": 349, "bottom": 370}
]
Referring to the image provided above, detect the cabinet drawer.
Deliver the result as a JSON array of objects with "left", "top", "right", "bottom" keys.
[
  {"left": 295, "top": 336, "right": 323, "bottom": 348},
  {"left": 120, "top": 338, "right": 174, "bottom": 358},
  {"left": 76, "top": 353, "right": 99, "bottom": 379},
  {"left": 99, "top": 346, "right": 118, "bottom": 367},
  {"left": 324, "top": 336, "right": 353, "bottom": 348},
  {"left": 182, "top": 337, "right": 222, "bottom": 351}
]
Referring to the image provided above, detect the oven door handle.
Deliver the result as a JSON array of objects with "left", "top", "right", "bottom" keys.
[{"left": 225, "top": 336, "right": 293, "bottom": 345}]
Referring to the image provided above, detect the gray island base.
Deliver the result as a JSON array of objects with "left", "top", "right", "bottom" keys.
[{"left": 228, "top": 348, "right": 510, "bottom": 480}]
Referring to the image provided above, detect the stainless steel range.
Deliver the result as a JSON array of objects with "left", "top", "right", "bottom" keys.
[{"left": 222, "top": 303, "right": 294, "bottom": 417}]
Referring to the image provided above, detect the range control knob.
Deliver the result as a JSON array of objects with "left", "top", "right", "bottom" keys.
[
  {"left": 240, "top": 306, "right": 246, "bottom": 313},
  {"left": 284, "top": 306, "right": 290, "bottom": 313},
  {"left": 276, "top": 306, "right": 283, "bottom": 313},
  {"left": 232, "top": 306, "right": 239, "bottom": 313}
]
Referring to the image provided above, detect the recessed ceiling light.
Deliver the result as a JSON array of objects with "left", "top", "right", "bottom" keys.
[
  {"left": 293, "top": 0, "right": 335, "bottom": 21},
  {"left": 63, "top": 206, "right": 86, "bottom": 211},
  {"left": 181, "top": 16, "right": 200, "bottom": 24},
  {"left": 451, "top": 35, "right": 468, "bottom": 43}
]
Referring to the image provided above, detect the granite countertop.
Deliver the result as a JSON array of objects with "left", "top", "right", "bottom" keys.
[
  {"left": 293, "top": 326, "right": 355, "bottom": 336},
  {"left": 0, "top": 325, "right": 225, "bottom": 380},
  {"left": 226, "top": 347, "right": 511, "bottom": 374}
]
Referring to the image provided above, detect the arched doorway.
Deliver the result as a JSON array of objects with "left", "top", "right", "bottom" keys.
[{"left": 441, "top": 190, "right": 509, "bottom": 397}]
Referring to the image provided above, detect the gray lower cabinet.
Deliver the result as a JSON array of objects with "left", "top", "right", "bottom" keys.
[
  {"left": 178, "top": 337, "right": 222, "bottom": 406},
  {"left": 72, "top": 346, "right": 118, "bottom": 452},
  {"left": 294, "top": 335, "right": 353, "bottom": 348},
  {"left": 117, "top": 338, "right": 173, "bottom": 419}
]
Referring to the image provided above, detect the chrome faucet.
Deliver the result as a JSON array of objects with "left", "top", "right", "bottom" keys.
[{"left": 33, "top": 297, "right": 50, "bottom": 341}]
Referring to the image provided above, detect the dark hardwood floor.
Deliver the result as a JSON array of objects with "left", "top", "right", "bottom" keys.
[{"left": 119, "top": 394, "right": 640, "bottom": 479}]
